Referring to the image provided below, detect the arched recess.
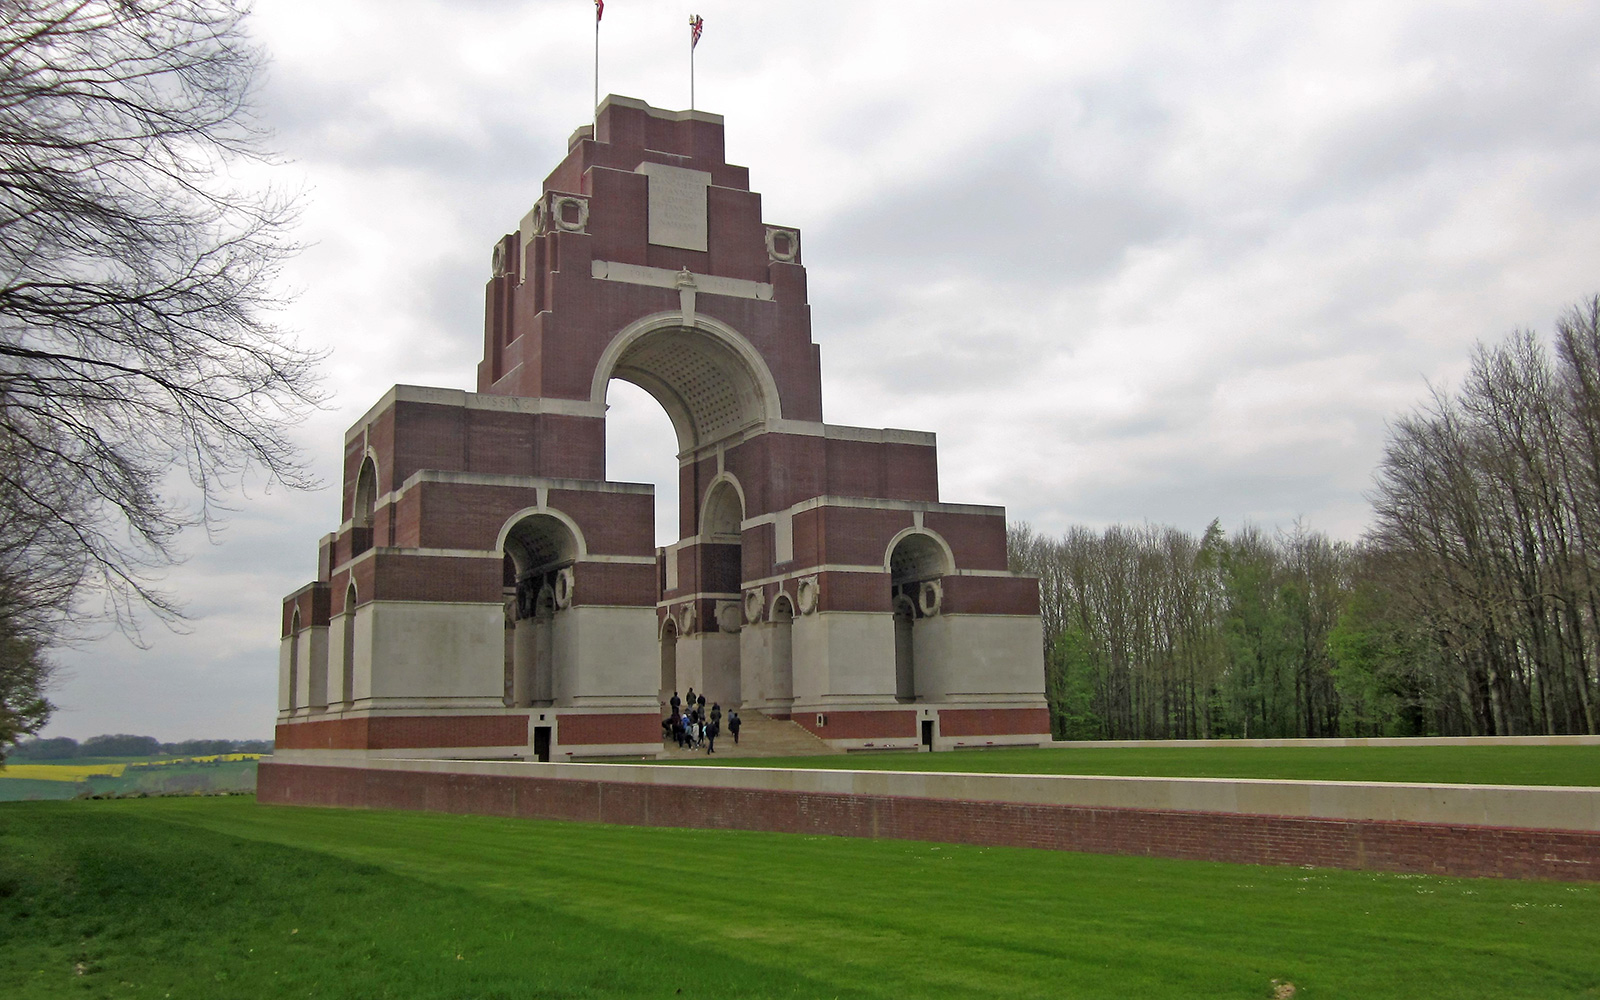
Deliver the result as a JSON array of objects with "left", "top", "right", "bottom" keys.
[
  {"left": 502, "top": 512, "right": 579, "bottom": 707},
  {"left": 700, "top": 474, "right": 745, "bottom": 540},
  {"left": 885, "top": 528, "right": 953, "bottom": 582},
  {"left": 698, "top": 476, "right": 745, "bottom": 623},
  {"left": 591, "top": 312, "right": 782, "bottom": 455},
  {"left": 341, "top": 582, "right": 357, "bottom": 707},
  {"left": 659, "top": 618, "right": 679, "bottom": 706},
  {"left": 769, "top": 593, "right": 795, "bottom": 709},
  {"left": 287, "top": 608, "right": 301, "bottom": 713},
  {"left": 352, "top": 455, "right": 378, "bottom": 555},
  {"left": 886, "top": 529, "right": 952, "bottom": 703}
]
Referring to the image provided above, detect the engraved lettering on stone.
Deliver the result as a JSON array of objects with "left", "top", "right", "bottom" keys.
[{"left": 636, "top": 162, "right": 711, "bottom": 252}]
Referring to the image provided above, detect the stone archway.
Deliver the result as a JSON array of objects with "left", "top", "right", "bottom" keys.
[
  {"left": 888, "top": 530, "right": 952, "bottom": 704},
  {"left": 598, "top": 318, "right": 776, "bottom": 713},
  {"left": 503, "top": 512, "right": 579, "bottom": 707},
  {"left": 659, "top": 618, "right": 679, "bottom": 707},
  {"left": 342, "top": 581, "right": 357, "bottom": 707},
  {"left": 352, "top": 456, "right": 378, "bottom": 554}
]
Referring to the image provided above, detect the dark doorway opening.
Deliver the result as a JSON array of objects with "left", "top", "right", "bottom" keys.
[
  {"left": 533, "top": 726, "right": 552, "bottom": 763},
  {"left": 921, "top": 719, "right": 934, "bottom": 750}
]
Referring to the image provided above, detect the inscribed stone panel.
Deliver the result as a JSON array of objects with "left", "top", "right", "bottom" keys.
[{"left": 636, "top": 162, "right": 712, "bottom": 251}]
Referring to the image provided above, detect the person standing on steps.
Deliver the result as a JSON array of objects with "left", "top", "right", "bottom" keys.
[
  {"left": 697, "top": 692, "right": 707, "bottom": 715},
  {"left": 729, "top": 711, "right": 741, "bottom": 744},
  {"left": 670, "top": 690, "right": 681, "bottom": 717},
  {"left": 706, "top": 715, "right": 718, "bottom": 754},
  {"left": 710, "top": 702, "right": 722, "bottom": 733}
]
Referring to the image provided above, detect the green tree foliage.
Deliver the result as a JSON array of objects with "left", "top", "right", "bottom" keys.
[
  {"left": 1012, "top": 298, "right": 1600, "bottom": 740},
  {"left": 1011, "top": 521, "right": 1350, "bottom": 739},
  {"left": 1367, "top": 300, "right": 1600, "bottom": 735},
  {"left": 0, "top": 628, "right": 51, "bottom": 762}
]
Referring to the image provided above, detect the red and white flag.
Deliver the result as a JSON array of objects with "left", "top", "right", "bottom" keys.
[
  {"left": 690, "top": 14, "right": 704, "bottom": 48},
  {"left": 595, "top": 0, "right": 603, "bottom": 22}
]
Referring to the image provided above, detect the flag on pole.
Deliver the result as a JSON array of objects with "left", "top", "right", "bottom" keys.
[
  {"left": 595, "top": 0, "right": 603, "bottom": 22},
  {"left": 690, "top": 14, "right": 703, "bottom": 48}
]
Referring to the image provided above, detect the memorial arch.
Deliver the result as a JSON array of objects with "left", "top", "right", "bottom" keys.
[{"left": 275, "top": 95, "right": 1049, "bottom": 760}]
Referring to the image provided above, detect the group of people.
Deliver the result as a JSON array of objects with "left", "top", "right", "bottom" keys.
[{"left": 664, "top": 688, "right": 741, "bottom": 754}]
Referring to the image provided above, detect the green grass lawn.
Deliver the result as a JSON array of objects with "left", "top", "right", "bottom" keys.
[
  {"left": 1, "top": 798, "right": 1596, "bottom": 999},
  {"left": 682, "top": 744, "right": 1600, "bottom": 786}
]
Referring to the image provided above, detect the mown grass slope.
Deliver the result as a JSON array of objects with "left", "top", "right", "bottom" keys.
[
  {"left": 1, "top": 797, "right": 1596, "bottom": 999},
  {"left": 681, "top": 743, "right": 1600, "bottom": 786}
]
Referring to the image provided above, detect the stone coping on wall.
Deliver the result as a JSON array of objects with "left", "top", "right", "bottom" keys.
[
  {"left": 1049, "top": 735, "right": 1600, "bottom": 748},
  {"left": 265, "top": 750, "right": 1600, "bottom": 833}
]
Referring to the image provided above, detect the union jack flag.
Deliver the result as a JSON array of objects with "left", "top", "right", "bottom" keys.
[
  {"left": 690, "top": 14, "right": 704, "bottom": 48},
  {"left": 595, "top": 0, "right": 603, "bottom": 22}
]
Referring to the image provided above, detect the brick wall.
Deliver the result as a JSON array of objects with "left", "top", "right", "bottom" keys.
[{"left": 258, "top": 761, "right": 1600, "bottom": 883}]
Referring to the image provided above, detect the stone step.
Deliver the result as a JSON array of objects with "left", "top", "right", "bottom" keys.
[{"left": 657, "top": 712, "right": 840, "bottom": 760}]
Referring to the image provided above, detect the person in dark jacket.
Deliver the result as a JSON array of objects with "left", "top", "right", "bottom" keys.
[
  {"left": 710, "top": 702, "right": 722, "bottom": 730},
  {"left": 670, "top": 691, "right": 681, "bottom": 716},
  {"left": 728, "top": 711, "right": 741, "bottom": 744}
]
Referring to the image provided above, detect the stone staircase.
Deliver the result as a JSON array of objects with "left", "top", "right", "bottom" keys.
[{"left": 657, "top": 711, "right": 840, "bottom": 760}]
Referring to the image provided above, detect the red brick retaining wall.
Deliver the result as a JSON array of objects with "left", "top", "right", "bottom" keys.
[{"left": 258, "top": 761, "right": 1600, "bottom": 882}]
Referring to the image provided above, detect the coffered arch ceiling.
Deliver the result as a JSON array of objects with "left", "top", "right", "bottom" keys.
[{"left": 605, "top": 322, "right": 777, "bottom": 453}]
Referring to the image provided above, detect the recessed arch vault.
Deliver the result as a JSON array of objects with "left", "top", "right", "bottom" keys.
[
  {"left": 885, "top": 528, "right": 954, "bottom": 585},
  {"left": 593, "top": 312, "right": 782, "bottom": 453}
]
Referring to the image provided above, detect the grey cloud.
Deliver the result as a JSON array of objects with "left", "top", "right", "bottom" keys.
[{"left": 815, "top": 130, "right": 1186, "bottom": 289}]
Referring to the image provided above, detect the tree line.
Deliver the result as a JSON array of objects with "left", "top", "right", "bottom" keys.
[
  {"left": 8, "top": 734, "right": 272, "bottom": 761},
  {"left": 1009, "top": 299, "right": 1600, "bottom": 741}
]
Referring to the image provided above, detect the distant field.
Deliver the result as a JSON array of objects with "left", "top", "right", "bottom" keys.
[
  {"left": 1, "top": 797, "right": 1596, "bottom": 999},
  {"left": 0, "top": 779, "right": 79, "bottom": 803},
  {"left": 0, "top": 763, "right": 127, "bottom": 782},
  {"left": 0, "top": 756, "right": 258, "bottom": 800},
  {"left": 681, "top": 743, "right": 1600, "bottom": 786}
]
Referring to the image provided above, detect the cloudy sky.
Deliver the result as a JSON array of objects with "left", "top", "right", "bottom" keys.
[{"left": 38, "top": 0, "right": 1600, "bottom": 740}]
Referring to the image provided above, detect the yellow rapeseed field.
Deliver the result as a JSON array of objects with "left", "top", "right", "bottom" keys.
[
  {"left": 130, "top": 753, "right": 262, "bottom": 769},
  {"left": 0, "top": 763, "right": 127, "bottom": 781}
]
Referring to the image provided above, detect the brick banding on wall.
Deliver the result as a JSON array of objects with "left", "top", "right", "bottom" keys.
[
  {"left": 258, "top": 761, "right": 1600, "bottom": 882},
  {"left": 554, "top": 713, "right": 661, "bottom": 746},
  {"left": 275, "top": 716, "right": 528, "bottom": 750},
  {"left": 938, "top": 707, "right": 1051, "bottom": 738}
]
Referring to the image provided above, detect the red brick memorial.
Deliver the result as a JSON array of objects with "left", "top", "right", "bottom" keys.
[{"left": 276, "top": 96, "right": 1050, "bottom": 761}]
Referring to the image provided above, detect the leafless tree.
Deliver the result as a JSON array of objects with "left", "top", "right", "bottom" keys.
[{"left": 0, "top": 0, "right": 322, "bottom": 649}]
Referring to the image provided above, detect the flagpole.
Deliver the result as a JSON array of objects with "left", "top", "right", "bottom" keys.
[
  {"left": 690, "top": 39, "right": 695, "bottom": 111},
  {"left": 593, "top": 9, "right": 599, "bottom": 135}
]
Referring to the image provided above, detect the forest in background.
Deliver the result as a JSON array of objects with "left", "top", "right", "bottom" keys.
[
  {"left": 1008, "top": 299, "right": 1600, "bottom": 740},
  {"left": 7, "top": 734, "right": 271, "bottom": 760}
]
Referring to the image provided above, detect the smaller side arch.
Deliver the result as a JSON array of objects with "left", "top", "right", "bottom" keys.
[
  {"left": 494, "top": 506, "right": 589, "bottom": 568},
  {"left": 341, "top": 581, "right": 358, "bottom": 707},
  {"left": 700, "top": 473, "right": 746, "bottom": 540},
  {"left": 352, "top": 452, "right": 379, "bottom": 528},
  {"left": 287, "top": 607, "right": 302, "bottom": 713},
  {"left": 884, "top": 527, "right": 955, "bottom": 583}
]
